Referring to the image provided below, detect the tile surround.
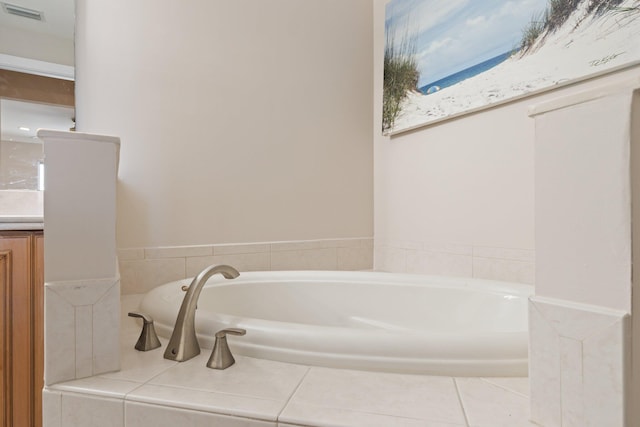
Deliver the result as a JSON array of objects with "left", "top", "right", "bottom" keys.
[
  {"left": 43, "top": 297, "right": 534, "bottom": 427},
  {"left": 280, "top": 367, "right": 467, "bottom": 425},
  {"left": 42, "top": 389, "right": 62, "bottom": 427},
  {"left": 60, "top": 393, "right": 124, "bottom": 427},
  {"left": 529, "top": 296, "right": 629, "bottom": 427},
  {"left": 125, "top": 402, "right": 276, "bottom": 427},
  {"left": 374, "top": 239, "right": 535, "bottom": 284},
  {"left": 148, "top": 354, "right": 309, "bottom": 402},
  {"left": 186, "top": 252, "right": 271, "bottom": 276},
  {"left": 127, "top": 384, "right": 285, "bottom": 422},
  {"left": 119, "top": 238, "right": 374, "bottom": 294},
  {"left": 455, "top": 378, "right": 535, "bottom": 426},
  {"left": 45, "top": 277, "right": 121, "bottom": 385}
]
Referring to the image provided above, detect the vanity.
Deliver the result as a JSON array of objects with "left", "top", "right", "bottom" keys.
[{"left": 0, "top": 191, "right": 44, "bottom": 427}]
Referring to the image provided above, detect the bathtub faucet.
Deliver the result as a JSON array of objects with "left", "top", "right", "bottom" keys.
[{"left": 163, "top": 264, "right": 240, "bottom": 362}]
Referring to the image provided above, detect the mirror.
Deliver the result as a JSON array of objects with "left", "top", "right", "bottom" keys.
[
  {"left": 0, "top": 99, "right": 74, "bottom": 189},
  {"left": 0, "top": 0, "right": 75, "bottom": 191}
]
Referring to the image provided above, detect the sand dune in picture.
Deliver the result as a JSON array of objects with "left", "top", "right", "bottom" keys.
[{"left": 392, "top": 0, "right": 640, "bottom": 132}]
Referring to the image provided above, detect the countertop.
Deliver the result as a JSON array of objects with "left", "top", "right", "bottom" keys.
[{"left": 0, "top": 215, "right": 43, "bottom": 231}]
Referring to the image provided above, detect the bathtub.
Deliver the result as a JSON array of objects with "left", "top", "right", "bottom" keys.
[{"left": 140, "top": 270, "right": 533, "bottom": 376}]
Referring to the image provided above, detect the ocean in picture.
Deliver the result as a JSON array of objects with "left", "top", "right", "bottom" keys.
[{"left": 419, "top": 51, "right": 513, "bottom": 95}]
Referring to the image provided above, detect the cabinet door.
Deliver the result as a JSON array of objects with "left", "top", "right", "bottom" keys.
[
  {"left": 0, "top": 233, "right": 35, "bottom": 427},
  {"left": 33, "top": 233, "right": 44, "bottom": 427},
  {"left": 0, "top": 250, "right": 11, "bottom": 427}
]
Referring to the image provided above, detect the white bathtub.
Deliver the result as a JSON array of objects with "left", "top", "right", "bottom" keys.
[{"left": 140, "top": 270, "right": 532, "bottom": 376}]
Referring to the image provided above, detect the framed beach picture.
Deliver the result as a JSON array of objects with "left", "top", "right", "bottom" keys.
[{"left": 383, "top": 0, "right": 640, "bottom": 135}]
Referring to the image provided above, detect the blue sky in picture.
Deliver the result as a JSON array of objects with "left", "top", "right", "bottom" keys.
[{"left": 385, "top": 0, "right": 548, "bottom": 88}]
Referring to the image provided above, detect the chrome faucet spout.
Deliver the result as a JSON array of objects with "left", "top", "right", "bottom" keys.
[{"left": 163, "top": 264, "right": 240, "bottom": 362}]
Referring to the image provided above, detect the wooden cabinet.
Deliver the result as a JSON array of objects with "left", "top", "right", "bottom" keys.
[{"left": 0, "top": 231, "right": 44, "bottom": 427}]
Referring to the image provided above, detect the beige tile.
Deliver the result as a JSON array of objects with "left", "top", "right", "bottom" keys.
[
  {"left": 127, "top": 384, "right": 284, "bottom": 422},
  {"left": 45, "top": 287, "right": 76, "bottom": 385},
  {"left": 286, "top": 367, "right": 466, "bottom": 424},
  {"left": 53, "top": 376, "right": 141, "bottom": 399},
  {"left": 583, "top": 318, "right": 628, "bottom": 427},
  {"left": 144, "top": 245, "right": 212, "bottom": 259},
  {"left": 472, "top": 246, "right": 534, "bottom": 262},
  {"left": 560, "top": 337, "right": 584, "bottom": 426},
  {"left": 186, "top": 252, "right": 270, "bottom": 276},
  {"left": 149, "top": 354, "right": 309, "bottom": 401},
  {"left": 455, "top": 377, "right": 536, "bottom": 426},
  {"left": 530, "top": 296, "right": 626, "bottom": 340},
  {"left": 42, "top": 389, "right": 62, "bottom": 427},
  {"left": 405, "top": 250, "right": 472, "bottom": 276},
  {"left": 119, "top": 258, "right": 186, "bottom": 294},
  {"left": 101, "top": 338, "right": 175, "bottom": 384},
  {"left": 117, "top": 248, "right": 144, "bottom": 261},
  {"left": 357, "top": 238, "right": 375, "bottom": 248},
  {"left": 270, "top": 240, "right": 322, "bottom": 251},
  {"left": 120, "top": 294, "right": 144, "bottom": 315},
  {"left": 279, "top": 402, "right": 464, "bottom": 427},
  {"left": 60, "top": 393, "right": 124, "bottom": 427},
  {"left": 213, "top": 243, "right": 270, "bottom": 255},
  {"left": 48, "top": 277, "right": 117, "bottom": 306},
  {"left": 93, "top": 282, "right": 121, "bottom": 375},
  {"left": 373, "top": 246, "right": 406, "bottom": 272},
  {"left": 125, "top": 402, "right": 276, "bottom": 427},
  {"left": 318, "top": 238, "right": 374, "bottom": 249},
  {"left": 480, "top": 377, "right": 529, "bottom": 397},
  {"left": 472, "top": 257, "right": 534, "bottom": 284},
  {"left": 528, "top": 300, "right": 562, "bottom": 427},
  {"left": 270, "top": 248, "right": 337, "bottom": 270},
  {"left": 422, "top": 242, "right": 472, "bottom": 255},
  {"left": 337, "top": 246, "right": 373, "bottom": 270},
  {"left": 384, "top": 239, "right": 423, "bottom": 250},
  {"left": 75, "top": 305, "right": 93, "bottom": 378}
]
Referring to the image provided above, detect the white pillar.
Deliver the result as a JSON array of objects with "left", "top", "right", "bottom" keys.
[
  {"left": 39, "top": 130, "right": 121, "bottom": 385},
  {"left": 529, "top": 82, "right": 640, "bottom": 426}
]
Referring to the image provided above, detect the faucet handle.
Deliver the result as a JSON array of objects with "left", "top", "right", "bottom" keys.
[
  {"left": 215, "top": 328, "right": 246, "bottom": 339},
  {"left": 207, "top": 328, "right": 246, "bottom": 369},
  {"left": 128, "top": 312, "right": 162, "bottom": 351}
]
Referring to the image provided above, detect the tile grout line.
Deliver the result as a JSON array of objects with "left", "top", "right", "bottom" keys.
[
  {"left": 72, "top": 304, "right": 78, "bottom": 381},
  {"left": 89, "top": 304, "right": 94, "bottom": 376},
  {"left": 276, "top": 367, "right": 312, "bottom": 422},
  {"left": 558, "top": 332, "right": 564, "bottom": 426},
  {"left": 479, "top": 377, "right": 529, "bottom": 399},
  {"left": 453, "top": 378, "right": 471, "bottom": 427}
]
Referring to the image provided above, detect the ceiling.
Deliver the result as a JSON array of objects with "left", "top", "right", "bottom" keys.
[{"left": 0, "top": 0, "right": 75, "bottom": 144}]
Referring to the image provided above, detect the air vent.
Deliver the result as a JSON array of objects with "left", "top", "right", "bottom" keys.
[{"left": 1, "top": 3, "right": 44, "bottom": 21}]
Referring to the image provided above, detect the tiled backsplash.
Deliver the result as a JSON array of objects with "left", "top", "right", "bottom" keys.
[
  {"left": 0, "top": 189, "right": 43, "bottom": 216},
  {"left": 121, "top": 238, "right": 534, "bottom": 295},
  {"left": 374, "top": 239, "right": 535, "bottom": 284},
  {"left": 118, "top": 238, "right": 374, "bottom": 294}
]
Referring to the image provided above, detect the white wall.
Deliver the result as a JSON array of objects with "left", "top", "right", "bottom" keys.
[
  {"left": 75, "top": 0, "right": 373, "bottom": 248},
  {"left": 373, "top": 0, "right": 640, "bottom": 278},
  {"left": 533, "top": 89, "right": 636, "bottom": 312},
  {"left": 631, "top": 91, "right": 640, "bottom": 427}
]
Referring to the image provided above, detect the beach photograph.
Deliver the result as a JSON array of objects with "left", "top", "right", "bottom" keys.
[{"left": 383, "top": 0, "right": 640, "bottom": 134}]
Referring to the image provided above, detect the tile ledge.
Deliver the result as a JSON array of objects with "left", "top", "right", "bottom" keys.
[{"left": 530, "top": 295, "right": 629, "bottom": 318}]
